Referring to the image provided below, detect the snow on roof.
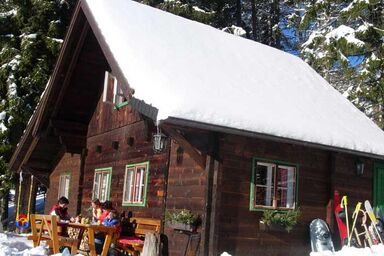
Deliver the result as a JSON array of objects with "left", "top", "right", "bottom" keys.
[{"left": 83, "top": 0, "right": 384, "bottom": 156}]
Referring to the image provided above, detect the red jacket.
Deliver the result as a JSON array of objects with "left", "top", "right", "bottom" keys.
[
  {"left": 98, "top": 209, "right": 111, "bottom": 223},
  {"left": 50, "top": 204, "right": 71, "bottom": 221}
]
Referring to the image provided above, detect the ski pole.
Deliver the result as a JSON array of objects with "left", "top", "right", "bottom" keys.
[
  {"left": 348, "top": 202, "right": 361, "bottom": 246},
  {"left": 341, "top": 196, "right": 350, "bottom": 246}
]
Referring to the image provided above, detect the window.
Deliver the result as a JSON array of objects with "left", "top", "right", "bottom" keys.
[
  {"left": 58, "top": 173, "right": 70, "bottom": 199},
  {"left": 122, "top": 162, "right": 149, "bottom": 207},
  {"left": 250, "top": 158, "right": 298, "bottom": 210},
  {"left": 93, "top": 167, "right": 112, "bottom": 202},
  {"left": 103, "top": 71, "right": 128, "bottom": 108}
]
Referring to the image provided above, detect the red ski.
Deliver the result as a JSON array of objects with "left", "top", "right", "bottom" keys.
[{"left": 334, "top": 190, "right": 348, "bottom": 246}]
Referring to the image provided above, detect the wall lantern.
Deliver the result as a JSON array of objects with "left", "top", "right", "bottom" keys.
[
  {"left": 153, "top": 127, "right": 167, "bottom": 153},
  {"left": 356, "top": 158, "right": 365, "bottom": 176}
]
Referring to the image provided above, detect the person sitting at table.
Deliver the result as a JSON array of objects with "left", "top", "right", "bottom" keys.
[
  {"left": 95, "top": 209, "right": 120, "bottom": 255},
  {"left": 91, "top": 198, "right": 102, "bottom": 224},
  {"left": 98, "top": 200, "right": 114, "bottom": 223},
  {"left": 103, "top": 210, "right": 119, "bottom": 227},
  {"left": 50, "top": 196, "right": 74, "bottom": 222}
]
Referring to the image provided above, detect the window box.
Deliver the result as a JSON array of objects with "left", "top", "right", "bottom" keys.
[
  {"left": 166, "top": 222, "right": 196, "bottom": 232},
  {"left": 165, "top": 208, "right": 199, "bottom": 232},
  {"left": 259, "top": 208, "right": 301, "bottom": 233},
  {"left": 258, "top": 221, "right": 286, "bottom": 232}
]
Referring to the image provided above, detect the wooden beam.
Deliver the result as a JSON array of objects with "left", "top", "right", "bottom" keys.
[
  {"left": 17, "top": 135, "right": 40, "bottom": 174},
  {"left": 50, "top": 119, "right": 88, "bottom": 134},
  {"left": 32, "top": 3, "right": 87, "bottom": 138},
  {"left": 22, "top": 166, "right": 50, "bottom": 187},
  {"left": 25, "top": 160, "right": 52, "bottom": 171},
  {"left": 162, "top": 124, "right": 205, "bottom": 168}
]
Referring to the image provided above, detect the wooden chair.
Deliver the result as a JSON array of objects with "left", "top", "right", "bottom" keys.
[
  {"left": 28, "top": 214, "right": 78, "bottom": 255},
  {"left": 117, "top": 217, "right": 161, "bottom": 256}
]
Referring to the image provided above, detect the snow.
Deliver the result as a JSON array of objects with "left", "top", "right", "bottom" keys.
[
  {"left": 222, "top": 25, "right": 246, "bottom": 37},
  {"left": 192, "top": 6, "right": 209, "bottom": 13},
  {"left": 325, "top": 25, "right": 365, "bottom": 47},
  {"left": 341, "top": 0, "right": 370, "bottom": 13},
  {"left": 83, "top": 0, "right": 384, "bottom": 157},
  {"left": 9, "top": 82, "right": 17, "bottom": 96},
  {"left": 310, "top": 245, "right": 384, "bottom": 256},
  {"left": 0, "top": 9, "right": 17, "bottom": 18},
  {"left": 0, "top": 123, "right": 7, "bottom": 132},
  {"left": 0, "top": 232, "right": 82, "bottom": 255},
  {"left": 20, "top": 34, "right": 37, "bottom": 40},
  {"left": 302, "top": 32, "right": 322, "bottom": 48},
  {"left": 356, "top": 24, "right": 371, "bottom": 33},
  {"left": 47, "top": 37, "right": 64, "bottom": 43},
  {"left": 0, "top": 232, "right": 46, "bottom": 255},
  {"left": 0, "top": 111, "right": 6, "bottom": 121}
]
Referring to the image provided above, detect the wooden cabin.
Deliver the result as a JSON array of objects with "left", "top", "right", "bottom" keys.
[{"left": 9, "top": 1, "right": 384, "bottom": 255}]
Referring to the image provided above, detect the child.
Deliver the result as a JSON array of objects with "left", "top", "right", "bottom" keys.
[
  {"left": 98, "top": 200, "right": 114, "bottom": 223},
  {"left": 95, "top": 209, "right": 120, "bottom": 255},
  {"left": 102, "top": 210, "right": 119, "bottom": 227},
  {"left": 50, "top": 196, "right": 74, "bottom": 222},
  {"left": 91, "top": 199, "right": 102, "bottom": 224}
]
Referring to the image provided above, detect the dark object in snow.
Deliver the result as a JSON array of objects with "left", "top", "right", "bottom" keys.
[{"left": 310, "top": 218, "right": 335, "bottom": 253}]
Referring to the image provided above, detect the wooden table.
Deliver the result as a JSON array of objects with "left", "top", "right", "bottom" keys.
[{"left": 62, "top": 222, "right": 118, "bottom": 256}]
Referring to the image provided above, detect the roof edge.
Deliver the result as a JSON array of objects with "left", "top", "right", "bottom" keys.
[{"left": 161, "top": 117, "right": 384, "bottom": 160}]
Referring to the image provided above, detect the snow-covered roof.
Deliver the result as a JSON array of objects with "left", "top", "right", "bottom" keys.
[{"left": 83, "top": 0, "right": 384, "bottom": 157}]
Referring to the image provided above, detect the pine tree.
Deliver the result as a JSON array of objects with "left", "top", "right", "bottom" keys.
[
  {"left": 0, "top": 0, "right": 76, "bottom": 226},
  {"left": 296, "top": 0, "right": 384, "bottom": 128}
]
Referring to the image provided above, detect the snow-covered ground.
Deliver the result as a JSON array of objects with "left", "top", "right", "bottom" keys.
[
  {"left": 1, "top": 231, "right": 384, "bottom": 256},
  {"left": 0, "top": 231, "right": 85, "bottom": 255},
  {"left": 310, "top": 244, "right": 384, "bottom": 256}
]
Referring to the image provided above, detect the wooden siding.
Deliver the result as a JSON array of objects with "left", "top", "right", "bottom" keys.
[
  {"left": 215, "top": 134, "right": 373, "bottom": 256},
  {"left": 44, "top": 153, "right": 81, "bottom": 217},
  {"left": 165, "top": 140, "right": 208, "bottom": 256},
  {"left": 81, "top": 92, "right": 168, "bottom": 218}
]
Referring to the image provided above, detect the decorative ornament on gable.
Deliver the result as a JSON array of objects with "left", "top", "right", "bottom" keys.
[{"left": 153, "top": 125, "right": 167, "bottom": 153}]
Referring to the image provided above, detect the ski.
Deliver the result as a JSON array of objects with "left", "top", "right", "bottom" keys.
[{"left": 364, "top": 200, "right": 383, "bottom": 244}]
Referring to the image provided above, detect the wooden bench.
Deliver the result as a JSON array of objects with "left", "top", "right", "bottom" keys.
[
  {"left": 117, "top": 217, "right": 161, "bottom": 255},
  {"left": 27, "top": 214, "right": 78, "bottom": 255}
]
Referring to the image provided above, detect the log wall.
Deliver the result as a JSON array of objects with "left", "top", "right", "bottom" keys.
[
  {"left": 44, "top": 153, "right": 81, "bottom": 217},
  {"left": 215, "top": 134, "right": 373, "bottom": 256},
  {"left": 165, "top": 140, "right": 208, "bottom": 255},
  {"left": 81, "top": 96, "right": 168, "bottom": 219}
]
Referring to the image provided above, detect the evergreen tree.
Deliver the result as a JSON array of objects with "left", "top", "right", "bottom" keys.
[
  {"left": 0, "top": 0, "right": 76, "bottom": 225},
  {"left": 296, "top": 0, "right": 384, "bottom": 127}
]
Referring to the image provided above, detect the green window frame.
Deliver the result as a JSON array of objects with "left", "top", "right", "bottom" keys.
[
  {"left": 93, "top": 167, "right": 112, "bottom": 202},
  {"left": 58, "top": 172, "right": 71, "bottom": 199},
  {"left": 122, "top": 161, "right": 149, "bottom": 207},
  {"left": 250, "top": 157, "right": 299, "bottom": 211}
]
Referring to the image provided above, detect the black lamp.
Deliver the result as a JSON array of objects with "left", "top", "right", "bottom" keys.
[
  {"left": 153, "top": 126, "right": 167, "bottom": 153},
  {"left": 356, "top": 158, "right": 365, "bottom": 176}
]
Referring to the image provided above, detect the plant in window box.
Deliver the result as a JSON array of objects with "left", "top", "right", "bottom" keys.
[
  {"left": 165, "top": 208, "right": 199, "bottom": 232},
  {"left": 259, "top": 208, "right": 300, "bottom": 233}
]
